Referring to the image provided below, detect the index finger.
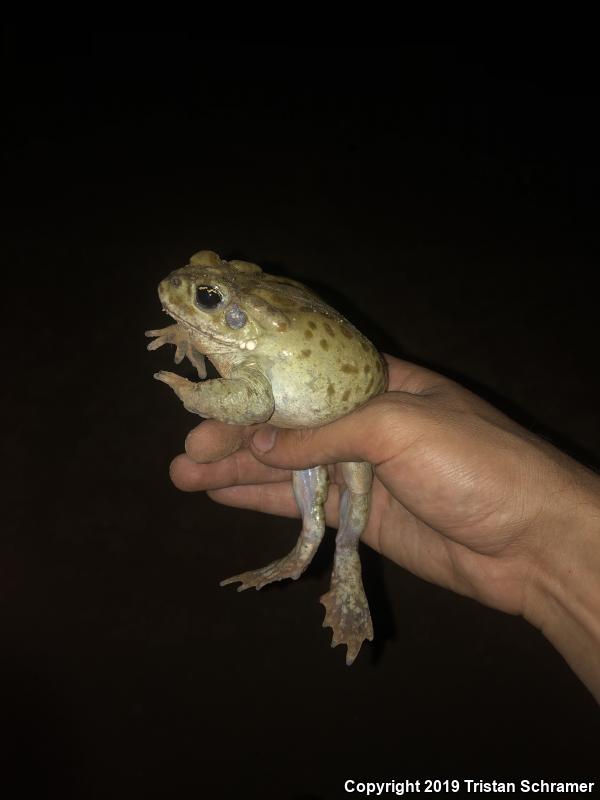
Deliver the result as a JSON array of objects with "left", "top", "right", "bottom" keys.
[{"left": 383, "top": 353, "right": 454, "bottom": 395}]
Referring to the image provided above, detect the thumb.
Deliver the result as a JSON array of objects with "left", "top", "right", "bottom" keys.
[{"left": 249, "top": 395, "right": 411, "bottom": 469}]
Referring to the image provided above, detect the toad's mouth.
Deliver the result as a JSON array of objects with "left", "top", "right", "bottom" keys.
[{"left": 161, "top": 304, "right": 234, "bottom": 351}]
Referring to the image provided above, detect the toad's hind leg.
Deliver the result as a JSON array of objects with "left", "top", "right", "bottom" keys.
[
  {"left": 220, "top": 466, "right": 329, "bottom": 592},
  {"left": 320, "top": 461, "right": 374, "bottom": 666}
]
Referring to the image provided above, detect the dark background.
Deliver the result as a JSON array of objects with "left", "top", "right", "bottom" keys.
[{"left": 3, "top": 32, "right": 599, "bottom": 798}]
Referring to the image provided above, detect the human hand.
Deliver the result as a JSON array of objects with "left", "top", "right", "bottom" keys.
[{"left": 170, "top": 354, "right": 600, "bottom": 696}]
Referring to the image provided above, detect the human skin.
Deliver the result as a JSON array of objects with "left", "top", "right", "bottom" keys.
[{"left": 170, "top": 354, "right": 600, "bottom": 700}]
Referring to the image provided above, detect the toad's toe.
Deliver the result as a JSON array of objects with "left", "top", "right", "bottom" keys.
[
  {"left": 320, "top": 581, "right": 373, "bottom": 666},
  {"left": 219, "top": 553, "right": 307, "bottom": 592}
]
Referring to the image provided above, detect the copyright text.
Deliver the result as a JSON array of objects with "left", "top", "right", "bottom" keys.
[{"left": 344, "top": 779, "right": 597, "bottom": 795}]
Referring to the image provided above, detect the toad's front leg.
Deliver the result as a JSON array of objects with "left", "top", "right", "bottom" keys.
[
  {"left": 220, "top": 465, "right": 329, "bottom": 590},
  {"left": 321, "top": 461, "right": 374, "bottom": 666},
  {"left": 154, "top": 366, "right": 274, "bottom": 425}
]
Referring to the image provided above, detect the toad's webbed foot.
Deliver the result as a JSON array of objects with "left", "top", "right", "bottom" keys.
[
  {"left": 220, "top": 466, "right": 329, "bottom": 591},
  {"left": 320, "top": 551, "right": 374, "bottom": 666},
  {"left": 220, "top": 546, "right": 312, "bottom": 592},
  {"left": 321, "top": 461, "right": 374, "bottom": 665}
]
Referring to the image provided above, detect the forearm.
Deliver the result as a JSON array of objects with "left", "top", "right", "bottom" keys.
[{"left": 525, "top": 474, "right": 600, "bottom": 702}]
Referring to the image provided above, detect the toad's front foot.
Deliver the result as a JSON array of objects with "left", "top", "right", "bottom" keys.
[
  {"left": 146, "top": 324, "right": 206, "bottom": 377},
  {"left": 220, "top": 551, "right": 309, "bottom": 592},
  {"left": 320, "top": 553, "right": 373, "bottom": 666}
]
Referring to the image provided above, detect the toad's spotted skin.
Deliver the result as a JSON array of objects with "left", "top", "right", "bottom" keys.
[{"left": 147, "top": 250, "right": 387, "bottom": 664}]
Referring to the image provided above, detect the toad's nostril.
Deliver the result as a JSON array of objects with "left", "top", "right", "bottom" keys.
[{"left": 170, "top": 277, "right": 181, "bottom": 287}]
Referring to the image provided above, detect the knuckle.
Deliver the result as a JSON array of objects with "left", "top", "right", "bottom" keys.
[
  {"left": 294, "top": 427, "right": 315, "bottom": 447},
  {"left": 230, "top": 449, "right": 244, "bottom": 486},
  {"left": 365, "top": 395, "right": 404, "bottom": 426}
]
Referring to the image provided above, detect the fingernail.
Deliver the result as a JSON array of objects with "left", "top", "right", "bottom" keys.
[{"left": 252, "top": 427, "right": 277, "bottom": 453}]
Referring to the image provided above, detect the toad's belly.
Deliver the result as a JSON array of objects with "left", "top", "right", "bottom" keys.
[{"left": 267, "top": 357, "right": 387, "bottom": 429}]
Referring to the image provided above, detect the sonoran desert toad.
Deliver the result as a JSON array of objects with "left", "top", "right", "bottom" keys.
[{"left": 146, "top": 250, "right": 388, "bottom": 664}]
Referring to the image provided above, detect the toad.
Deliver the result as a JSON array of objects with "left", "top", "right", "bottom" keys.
[{"left": 146, "top": 250, "right": 387, "bottom": 664}]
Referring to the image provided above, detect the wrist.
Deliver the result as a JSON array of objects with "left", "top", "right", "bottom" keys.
[{"left": 525, "top": 468, "right": 600, "bottom": 700}]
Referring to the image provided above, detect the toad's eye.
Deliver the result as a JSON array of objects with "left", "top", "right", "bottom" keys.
[{"left": 195, "top": 286, "right": 223, "bottom": 309}]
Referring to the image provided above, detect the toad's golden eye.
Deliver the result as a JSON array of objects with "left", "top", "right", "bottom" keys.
[{"left": 195, "top": 286, "right": 223, "bottom": 310}]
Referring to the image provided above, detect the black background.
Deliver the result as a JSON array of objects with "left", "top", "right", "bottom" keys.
[{"left": 4, "top": 32, "right": 600, "bottom": 798}]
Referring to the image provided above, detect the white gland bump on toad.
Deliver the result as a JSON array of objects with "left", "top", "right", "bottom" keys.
[{"left": 146, "top": 250, "right": 388, "bottom": 664}]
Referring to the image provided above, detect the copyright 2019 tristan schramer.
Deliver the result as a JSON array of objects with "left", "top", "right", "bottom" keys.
[{"left": 343, "top": 779, "right": 597, "bottom": 795}]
